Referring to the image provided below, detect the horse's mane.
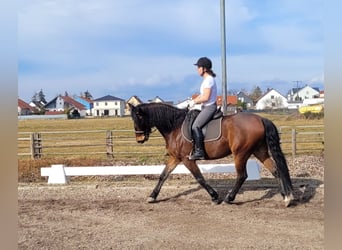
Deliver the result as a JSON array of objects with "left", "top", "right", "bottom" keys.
[{"left": 136, "top": 103, "right": 188, "bottom": 134}]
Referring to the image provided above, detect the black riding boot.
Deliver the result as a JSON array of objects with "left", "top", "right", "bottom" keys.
[{"left": 189, "top": 127, "right": 205, "bottom": 160}]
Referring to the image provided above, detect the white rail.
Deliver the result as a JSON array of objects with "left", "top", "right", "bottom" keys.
[{"left": 41, "top": 160, "right": 261, "bottom": 184}]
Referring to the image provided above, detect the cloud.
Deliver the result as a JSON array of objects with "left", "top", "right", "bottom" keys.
[{"left": 18, "top": 0, "right": 324, "bottom": 103}]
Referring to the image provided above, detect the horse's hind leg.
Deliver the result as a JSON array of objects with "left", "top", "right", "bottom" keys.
[
  {"left": 257, "top": 155, "right": 284, "bottom": 194},
  {"left": 148, "top": 157, "right": 180, "bottom": 203},
  {"left": 254, "top": 149, "right": 294, "bottom": 207},
  {"left": 223, "top": 156, "right": 248, "bottom": 204},
  {"left": 260, "top": 156, "right": 279, "bottom": 178},
  {"left": 183, "top": 159, "right": 219, "bottom": 203}
]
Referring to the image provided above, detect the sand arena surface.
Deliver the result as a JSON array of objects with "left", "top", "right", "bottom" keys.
[{"left": 19, "top": 155, "right": 324, "bottom": 249}]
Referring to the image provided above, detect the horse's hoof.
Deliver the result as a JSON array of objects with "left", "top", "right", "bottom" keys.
[
  {"left": 284, "top": 194, "right": 294, "bottom": 207},
  {"left": 223, "top": 195, "right": 235, "bottom": 204},
  {"left": 147, "top": 197, "right": 157, "bottom": 203},
  {"left": 212, "top": 198, "right": 222, "bottom": 205}
]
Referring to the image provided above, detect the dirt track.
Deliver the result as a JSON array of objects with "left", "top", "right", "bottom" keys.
[{"left": 18, "top": 155, "right": 324, "bottom": 249}]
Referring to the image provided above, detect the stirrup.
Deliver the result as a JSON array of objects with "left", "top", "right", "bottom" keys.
[{"left": 188, "top": 151, "right": 205, "bottom": 160}]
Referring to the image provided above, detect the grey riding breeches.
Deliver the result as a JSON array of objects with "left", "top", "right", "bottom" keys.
[{"left": 191, "top": 103, "right": 217, "bottom": 130}]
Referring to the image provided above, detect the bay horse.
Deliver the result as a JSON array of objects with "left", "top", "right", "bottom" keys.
[{"left": 129, "top": 102, "right": 294, "bottom": 207}]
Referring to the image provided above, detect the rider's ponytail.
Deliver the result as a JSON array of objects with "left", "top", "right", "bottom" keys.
[{"left": 207, "top": 69, "right": 216, "bottom": 77}]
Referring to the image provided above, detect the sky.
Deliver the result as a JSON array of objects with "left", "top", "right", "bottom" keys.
[{"left": 18, "top": 0, "right": 324, "bottom": 104}]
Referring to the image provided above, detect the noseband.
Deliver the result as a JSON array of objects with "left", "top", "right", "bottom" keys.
[{"left": 134, "top": 128, "right": 156, "bottom": 138}]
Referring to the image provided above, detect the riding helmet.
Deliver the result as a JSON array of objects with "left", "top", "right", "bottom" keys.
[{"left": 194, "top": 57, "right": 212, "bottom": 69}]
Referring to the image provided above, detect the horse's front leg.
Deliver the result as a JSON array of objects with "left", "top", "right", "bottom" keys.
[
  {"left": 148, "top": 157, "right": 180, "bottom": 203},
  {"left": 223, "top": 158, "right": 248, "bottom": 204},
  {"left": 183, "top": 159, "right": 220, "bottom": 204}
]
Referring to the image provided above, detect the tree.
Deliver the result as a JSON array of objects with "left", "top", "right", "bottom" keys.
[
  {"left": 262, "top": 96, "right": 284, "bottom": 109},
  {"left": 274, "top": 96, "right": 284, "bottom": 108},
  {"left": 38, "top": 89, "right": 46, "bottom": 103},
  {"left": 249, "top": 85, "right": 262, "bottom": 103},
  {"left": 30, "top": 90, "right": 46, "bottom": 114},
  {"left": 83, "top": 90, "right": 93, "bottom": 99},
  {"left": 31, "top": 92, "right": 38, "bottom": 103},
  {"left": 237, "top": 100, "right": 247, "bottom": 110}
]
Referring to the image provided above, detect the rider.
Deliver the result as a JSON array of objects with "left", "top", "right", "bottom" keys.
[{"left": 188, "top": 57, "right": 218, "bottom": 160}]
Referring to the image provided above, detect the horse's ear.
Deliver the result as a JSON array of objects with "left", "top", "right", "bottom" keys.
[{"left": 128, "top": 103, "right": 135, "bottom": 111}]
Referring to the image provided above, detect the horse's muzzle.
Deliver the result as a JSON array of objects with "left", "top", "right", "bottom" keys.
[{"left": 136, "top": 134, "right": 147, "bottom": 143}]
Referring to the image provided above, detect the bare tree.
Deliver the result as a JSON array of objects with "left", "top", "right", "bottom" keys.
[{"left": 249, "top": 85, "right": 263, "bottom": 103}]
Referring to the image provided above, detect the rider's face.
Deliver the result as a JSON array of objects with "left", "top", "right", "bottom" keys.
[{"left": 197, "top": 66, "right": 204, "bottom": 76}]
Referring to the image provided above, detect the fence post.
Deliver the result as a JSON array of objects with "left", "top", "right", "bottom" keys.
[
  {"left": 106, "top": 130, "right": 114, "bottom": 158},
  {"left": 291, "top": 128, "right": 296, "bottom": 158},
  {"left": 31, "top": 132, "right": 42, "bottom": 159}
]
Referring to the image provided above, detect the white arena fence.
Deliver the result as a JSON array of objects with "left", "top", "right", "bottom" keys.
[{"left": 41, "top": 160, "right": 261, "bottom": 184}]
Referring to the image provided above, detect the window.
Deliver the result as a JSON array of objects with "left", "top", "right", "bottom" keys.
[
  {"left": 105, "top": 102, "right": 107, "bottom": 106},
  {"left": 271, "top": 95, "right": 274, "bottom": 99},
  {"left": 96, "top": 102, "right": 99, "bottom": 106}
]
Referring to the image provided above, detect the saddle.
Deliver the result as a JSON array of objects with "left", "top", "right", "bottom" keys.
[{"left": 181, "top": 108, "right": 223, "bottom": 143}]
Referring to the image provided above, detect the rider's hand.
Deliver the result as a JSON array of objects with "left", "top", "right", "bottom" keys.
[{"left": 188, "top": 100, "right": 195, "bottom": 108}]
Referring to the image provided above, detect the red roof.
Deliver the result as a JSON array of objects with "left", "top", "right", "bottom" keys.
[
  {"left": 216, "top": 95, "right": 238, "bottom": 105},
  {"left": 191, "top": 94, "right": 238, "bottom": 105},
  {"left": 18, "top": 98, "right": 33, "bottom": 110},
  {"left": 62, "top": 96, "right": 86, "bottom": 110}
]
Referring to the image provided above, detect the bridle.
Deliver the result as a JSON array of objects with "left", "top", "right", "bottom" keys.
[{"left": 134, "top": 127, "right": 157, "bottom": 141}]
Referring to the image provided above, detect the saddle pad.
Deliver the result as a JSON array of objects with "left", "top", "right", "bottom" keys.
[{"left": 181, "top": 117, "right": 222, "bottom": 143}]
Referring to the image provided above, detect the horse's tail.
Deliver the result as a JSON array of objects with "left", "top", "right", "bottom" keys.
[{"left": 261, "top": 118, "right": 293, "bottom": 196}]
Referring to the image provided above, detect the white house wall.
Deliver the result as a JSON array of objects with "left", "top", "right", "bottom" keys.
[
  {"left": 295, "top": 86, "right": 320, "bottom": 100},
  {"left": 56, "top": 96, "right": 65, "bottom": 111},
  {"left": 302, "top": 98, "right": 324, "bottom": 106},
  {"left": 92, "top": 100, "right": 125, "bottom": 117},
  {"left": 256, "top": 90, "right": 288, "bottom": 110}
]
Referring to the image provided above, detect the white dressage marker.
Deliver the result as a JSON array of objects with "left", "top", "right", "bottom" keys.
[{"left": 41, "top": 160, "right": 261, "bottom": 184}]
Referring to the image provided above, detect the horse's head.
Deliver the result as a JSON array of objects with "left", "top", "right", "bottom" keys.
[{"left": 129, "top": 103, "right": 152, "bottom": 143}]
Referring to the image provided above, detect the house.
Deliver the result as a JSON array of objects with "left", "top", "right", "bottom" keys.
[
  {"left": 92, "top": 95, "right": 126, "bottom": 117},
  {"left": 189, "top": 94, "right": 238, "bottom": 107},
  {"left": 148, "top": 96, "right": 164, "bottom": 103},
  {"left": 125, "top": 95, "right": 144, "bottom": 115},
  {"left": 237, "top": 91, "right": 254, "bottom": 109},
  {"left": 18, "top": 98, "right": 33, "bottom": 116},
  {"left": 314, "top": 90, "right": 324, "bottom": 98},
  {"left": 29, "top": 100, "right": 47, "bottom": 114},
  {"left": 73, "top": 95, "right": 93, "bottom": 116},
  {"left": 148, "top": 96, "right": 173, "bottom": 106},
  {"left": 216, "top": 95, "right": 238, "bottom": 113},
  {"left": 287, "top": 85, "right": 320, "bottom": 102},
  {"left": 302, "top": 98, "right": 324, "bottom": 106},
  {"left": 176, "top": 94, "right": 238, "bottom": 112},
  {"left": 287, "top": 101, "right": 303, "bottom": 110},
  {"left": 255, "top": 89, "right": 288, "bottom": 110},
  {"left": 44, "top": 95, "right": 87, "bottom": 117},
  {"left": 175, "top": 98, "right": 195, "bottom": 109},
  {"left": 287, "top": 87, "right": 301, "bottom": 102}
]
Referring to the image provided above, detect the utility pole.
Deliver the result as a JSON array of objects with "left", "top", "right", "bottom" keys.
[
  {"left": 220, "top": 0, "right": 228, "bottom": 115},
  {"left": 293, "top": 81, "right": 302, "bottom": 101},
  {"left": 293, "top": 80, "right": 302, "bottom": 90}
]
